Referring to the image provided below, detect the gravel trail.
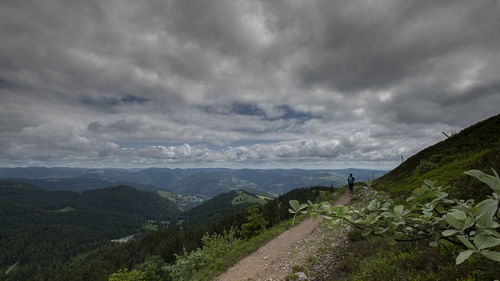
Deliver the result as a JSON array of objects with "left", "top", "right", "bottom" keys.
[{"left": 215, "top": 191, "right": 352, "bottom": 281}]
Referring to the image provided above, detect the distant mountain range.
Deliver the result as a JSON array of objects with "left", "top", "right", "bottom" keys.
[{"left": 0, "top": 167, "right": 386, "bottom": 198}]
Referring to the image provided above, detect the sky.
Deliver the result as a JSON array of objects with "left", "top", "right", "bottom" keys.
[{"left": 1, "top": 0, "right": 499, "bottom": 169}]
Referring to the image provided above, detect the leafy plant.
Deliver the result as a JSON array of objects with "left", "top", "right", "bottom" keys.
[{"left": 290, "top": 169, "right": 500, "bottom": 265}]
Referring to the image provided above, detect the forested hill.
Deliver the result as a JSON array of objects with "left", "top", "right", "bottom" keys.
[
  {"left": 74, "top": 185, "right": 180, "bottom": 219},
  {"left": 178, "top": 190, "right": 269, "bottom": 226},
  {"left": 0, "top": 181, "right": 77, "bottom": 210},
  {"left": 0, "top": 182, "right": 180, "bottom": 220},
  {"left": 374, "top": 113, "right": 500, "bottom": 200},
  {"left": 0, "top": 181, "right": 182, "bottom": 280}
]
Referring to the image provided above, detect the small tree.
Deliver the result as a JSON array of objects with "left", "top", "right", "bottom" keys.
[{"left": 241, "top": 205, "right": 269, "bottom": 239}]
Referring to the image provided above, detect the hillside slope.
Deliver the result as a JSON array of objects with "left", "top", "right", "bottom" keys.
[
  {"left": 375, "top": 113, "right": 500, "bottom": 200},
  {"left": 178, "top": 190, "right": 268, "bottom": 226},
  {"left": 315, "top": 114, "right": 500, "bottom": 281}
]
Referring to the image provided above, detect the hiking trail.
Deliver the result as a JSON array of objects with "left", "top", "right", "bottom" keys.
[{"left": 215, "top": 190, "right": 352, "bottom": 281}]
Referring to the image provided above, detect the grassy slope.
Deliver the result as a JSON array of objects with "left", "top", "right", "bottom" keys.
[
  {"left": 324, "top": 114, "right": 500, "bottom": 280},
  {"left": 375, "top": 113, "right": 500, "bottom": 201}
]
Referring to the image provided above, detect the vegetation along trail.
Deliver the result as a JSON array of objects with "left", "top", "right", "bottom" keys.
[{"left": 216, "top": 190, "right": 352, "bottom": 281}]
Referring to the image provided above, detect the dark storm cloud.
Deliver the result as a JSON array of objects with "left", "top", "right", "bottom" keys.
[{"left": 0, "top": 0, "right": 499, "bottom": 168}]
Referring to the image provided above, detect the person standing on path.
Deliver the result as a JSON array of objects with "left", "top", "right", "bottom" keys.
[{"left": 348, "top": 173, "right": 355, "bottom": 193}]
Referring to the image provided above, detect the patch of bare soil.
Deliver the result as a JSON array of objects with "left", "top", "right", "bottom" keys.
[{"left": 215, "top": 191, "right": 352, "bottom": 281}]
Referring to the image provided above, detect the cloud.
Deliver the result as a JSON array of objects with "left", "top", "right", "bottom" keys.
[{"left": 0, "top": 0, "right": 499, "bottom": 169}]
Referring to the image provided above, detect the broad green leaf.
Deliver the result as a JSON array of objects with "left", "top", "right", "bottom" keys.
[
  {"left": 288, "top": 208, "right": 297, "bottom": 214},
  {"left": 457, "top": 235, "right": 475, "bottom": 250},
  {"left": 320, "top": 204, "right": 331, "bottom": 213},
  {"left": 429, "top": 241, "right": 438, "bottom": 247},
  {"left": 381, "top": 202, "right": 391, "bottom": 211},
  {"left": 456, "top": 250, "right": 474, "bottom": 265},
  {"left": 394, "top": 205, "right": 404, "bottom": 217},
  {"left": 354, "top": 218, "right": 365, "bottom": 224},
  {"left": 480, "top": 250, "right": 500, "bottom": 262},
  {"left": 289, "top": 200, "right": 300, "bottom": 211},
  {"left": 382, "top": 211, "right": 395, "bottom": 218},
  {"left": 463, "top": 216, "right": 475, "bottom": 230},
  {"left": 323, "top": 215, "right": 333, "bottom": 220},
  {"left": 366, "top": 213, "right": 379, "bottom": 223},
  {"left": 299, "top": 203, "right": 309, "bottom": 211},
  {"left": 465, "top": 170, "right": 500, "bottom": 193},
  {"left": 442, "top": 230, "right": 459, "bottom": 236},
  {"left": 475, "top": 199, "right": 498, "bottom": 228},
  {"left": 367, "top": 199, "right": 380, "bottom": 210},
  {"left": 482, "top": 228, "right": 500, "bottom": 238},
  {"left": 334, "top": 205, "right": 348, "bottom": 216},
  {"left": 474, "top": 232, "right": 500, "bottom": 250},
  {"left": 444, "top": 210, "right": 466, "bottom": 229}
]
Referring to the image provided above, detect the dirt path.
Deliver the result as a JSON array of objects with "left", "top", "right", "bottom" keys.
[{"left": 216, "top": 191, "right": 352, "bottom": 281}]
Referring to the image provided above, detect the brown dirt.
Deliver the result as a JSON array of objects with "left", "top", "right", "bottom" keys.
[{"left": 215, "top": 191, "right": 352, "bottom": 281}]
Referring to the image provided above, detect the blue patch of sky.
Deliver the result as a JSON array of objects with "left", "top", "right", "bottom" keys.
[
  {"left": 0, "top": 79, "right": 14, "bottom": 89},
  {"left": 120, "top": 94, "right": 149, "bottom": 104},
  {"left": 80, "top": 94, "right": 150, "bottom": 107},
  {"left": 203, "top": 103, "right": 321, "bottom": 122},
  {"left": 231, "top": 103, "right": 321, "bottom": 122},
  {"left": 267, "top": 105, "right": 320, "bottom": 121},
  {"left": 229, "top": 139, "right": 281, "bottom": 147},
  {"left": 230, "top": 103, "right": 266, "bottom": 117}
]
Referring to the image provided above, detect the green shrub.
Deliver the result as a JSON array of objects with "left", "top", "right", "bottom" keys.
[
  {"left": 108, "top": 268, "right": 145, "bottom": 281},
  {"left": 163, "top": 228, "right": 240, "bottom": 281},
  {"left": 415, "top": 160, "right": 439, "bottom": 175}
]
